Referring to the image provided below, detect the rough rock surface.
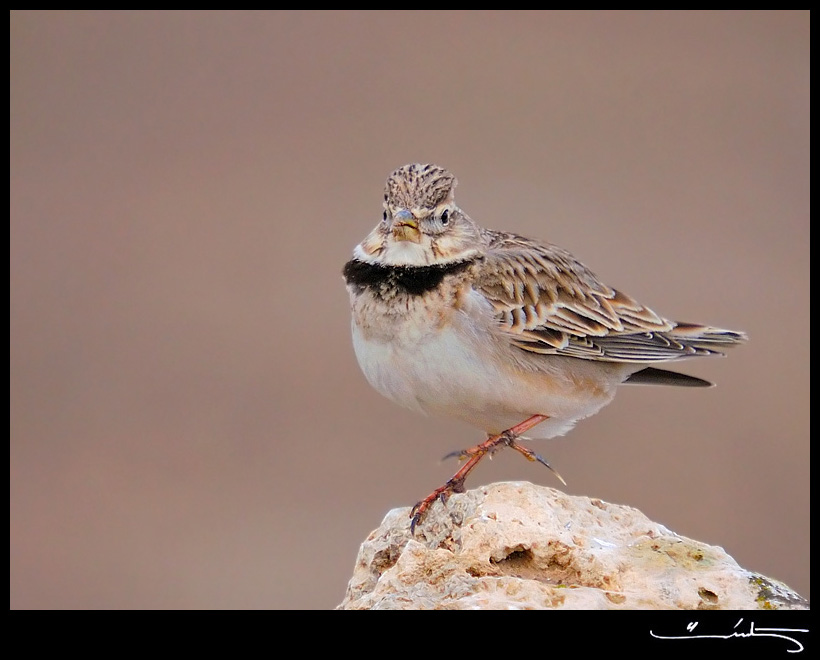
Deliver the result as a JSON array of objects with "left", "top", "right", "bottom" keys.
[{"left": 337, "top": 481, "right": 808, "bottom": 610}]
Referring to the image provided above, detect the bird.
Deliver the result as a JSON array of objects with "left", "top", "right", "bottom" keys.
[{"left": 343, "top": 163, "right": 747, "bottom": 532}]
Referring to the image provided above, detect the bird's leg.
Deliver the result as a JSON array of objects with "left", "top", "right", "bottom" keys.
[{"left": 410, "top": 414, "right": 560, "bottom": 533}]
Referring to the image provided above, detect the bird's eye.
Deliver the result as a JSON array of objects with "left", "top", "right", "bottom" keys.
[{"left": 441, "top": 209, "right": 450, "bottom": 225}]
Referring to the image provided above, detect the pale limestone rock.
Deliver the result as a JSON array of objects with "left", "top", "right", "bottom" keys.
[{"left": 337, "top": 481, "right": 807, "bottom": 610}]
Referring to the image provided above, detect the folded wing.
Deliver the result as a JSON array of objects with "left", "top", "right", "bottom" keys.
[{"left": 474, "top": 230, "right": 747, "bottom": 363}]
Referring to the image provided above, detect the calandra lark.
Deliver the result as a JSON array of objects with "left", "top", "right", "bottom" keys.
[{"left": 343, "top": 163, "right": 747, "bottom": 531}]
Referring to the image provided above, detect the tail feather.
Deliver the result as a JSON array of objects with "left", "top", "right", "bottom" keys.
[{"left": 624, "top": 366, "right": 713, "bottom": 387}]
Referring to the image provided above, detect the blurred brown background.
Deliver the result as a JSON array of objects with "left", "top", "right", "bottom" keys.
[{"left": 10, "top": 10, "right": 809, "bottom": 609}]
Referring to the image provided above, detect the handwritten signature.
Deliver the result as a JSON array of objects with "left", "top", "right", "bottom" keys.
[{"left": 651, "top": 618, "right": 808, "bottom": 653}]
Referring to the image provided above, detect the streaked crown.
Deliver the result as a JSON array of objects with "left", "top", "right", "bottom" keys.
[{"left": 385, "top": 164, "right": 457, "bottom": 210}]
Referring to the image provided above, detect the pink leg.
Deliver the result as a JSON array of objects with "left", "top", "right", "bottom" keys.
[{"left": 410, "top": 414, "right": 562, "bottom": 533}]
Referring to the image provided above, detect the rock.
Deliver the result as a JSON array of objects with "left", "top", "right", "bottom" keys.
[{"left": 337, "top": 481, "right": 808, "bottom": 610}]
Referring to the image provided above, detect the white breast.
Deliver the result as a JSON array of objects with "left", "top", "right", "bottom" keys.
[
  {"left": 349, "top": 288, "right": 620, "bottom": 439},
  {"left": 352, "top": 313, "right": 492, "bottom": 415}
]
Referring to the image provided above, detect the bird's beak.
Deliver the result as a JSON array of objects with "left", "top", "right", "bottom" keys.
[{"left": 391, "top": 215, "right": 422, "bottom": 243}]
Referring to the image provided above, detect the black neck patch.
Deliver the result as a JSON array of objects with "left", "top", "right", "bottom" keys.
[{"left": 343, "top": 258, "right": 475, "bottom": 296}]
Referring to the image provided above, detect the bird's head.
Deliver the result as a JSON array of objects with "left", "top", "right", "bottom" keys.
[{"left": 354, "top": 163, "right": 483, "bottom": 267}]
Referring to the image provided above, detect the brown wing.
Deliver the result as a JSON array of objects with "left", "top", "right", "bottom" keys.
[{"left": 473, "top": 230, "right": 747, "bottom": 363}]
